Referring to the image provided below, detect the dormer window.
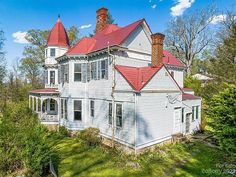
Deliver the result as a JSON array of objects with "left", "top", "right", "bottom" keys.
[{"left": 50, "top": 48, "right": 56, "bottom": 57}]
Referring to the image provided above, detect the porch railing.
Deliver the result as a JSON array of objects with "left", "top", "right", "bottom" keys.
[{"left": 40, "top": 113, "right": 59, "bottom": 122}]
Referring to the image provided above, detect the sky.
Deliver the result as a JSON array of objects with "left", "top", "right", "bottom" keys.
[{"left": 0, "top": 0, "right": 235, "bottom": 68}]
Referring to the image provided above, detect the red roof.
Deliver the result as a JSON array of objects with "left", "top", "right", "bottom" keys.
[
  {"left": 163, "top": 51, "right": 184, "bottom": 67},
  {"left": 182, "top": 93, "right": 201, "bottom": 100},
  {"left": 66, "top": 19, "right": 143, "bottom": 55},
  {"left": 47, "top": 18, "right": 69, "bottom": 47},
  {"left": 115, "top": 64, "right": 163, "bottom": 91},
  {"left": 29, "top": 88, "right": 59, "bottom": 94}
]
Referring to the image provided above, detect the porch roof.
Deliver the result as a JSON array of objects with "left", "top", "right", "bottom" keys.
[
  {"left": 29, "top": 88, "right": 59, "bottom": 94},
  {"left": 182, "top": 93, "right": 201, "bottom": 100}
]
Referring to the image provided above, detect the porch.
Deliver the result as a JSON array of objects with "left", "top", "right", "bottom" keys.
[{"left": 29, "top": 88, "right": 59, "bottom": 124}]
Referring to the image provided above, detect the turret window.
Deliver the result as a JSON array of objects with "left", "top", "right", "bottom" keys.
[
  {"left": 50, "top": 48, "right": 56, "bottom": 57},
  {"left": 50, "top": 71, "right": 55, "bottom": 85}
]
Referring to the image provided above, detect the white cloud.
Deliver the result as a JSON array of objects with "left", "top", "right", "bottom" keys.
[
  {"left": 171, "top": 0, "right": 195, "bottom": 17},
  {"left": 79, "top": 24, "right": 92, "bottom": 29},
  {"left": 209, "top": 14, "right": 226, "bottom": 25},
  {"left": 149, "top": 0, "right": 152, "bottom": 2},
  {"left": 151, "top": 4, "right": 157, "bottom": 9},
  {"left": 12, "top": 31, "right": 29, "bottom": 44}
]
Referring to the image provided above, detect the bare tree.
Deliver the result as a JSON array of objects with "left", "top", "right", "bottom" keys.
[{"left": 165, "top": 7, "right": 216, "bottom": 75}]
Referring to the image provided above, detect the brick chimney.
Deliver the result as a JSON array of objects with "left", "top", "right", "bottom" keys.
[
  {"left": 151, "top": 33, "right": 165, "bottom": 67},
  {"left": 96, "top": 7, "right": 108, "bottom": 33}
]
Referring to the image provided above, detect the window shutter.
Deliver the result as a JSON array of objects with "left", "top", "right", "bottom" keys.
[
  {"left": 97, "top": 60, "right": 101, "bottom": 80},
  {"left": 87, "top": 63, "right": 90, "bottom": 82},
  {"left": 58, "top": 65, "right": 61, "bottom": 84},
  {"left": 105, "top": 59, "right": 108, "bottom": 79},
  {"left": 82, "top": 63, "right": 87, "bottom": 83},
  {"left": 94, "top": 62, "right": 97, "bottom": 80}
]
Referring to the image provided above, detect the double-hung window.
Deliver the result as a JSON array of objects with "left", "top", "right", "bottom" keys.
[
  {"left": 192, "top": 106, "right": 195, "bottom": 121},
  {"left": 101, "top": 59, "right": 108, "bottom": 79},
  {"left": 90, "top": 100, "right": 94, "bottom": 117},
  {"left": 74, "top": 100, "right": 82, "bottom": 121},
  {"left": 50, "top": 48, "right": 55, "bottom": 57},
  {"left": 181, "top": 108, "right": 184, "bottom": 123},
  {"left": 60, "top": 99, "right": 64, "bottom": 119},
  {"left": 74, "top": 63, "right": 82, "bottom": 82},
  {"left": 116, "top": 104, "right": 122, "bottom": 127},
  {"left": 65, "top": 100, "right": 67, "bottom": 119},
  {"left": 50, "top": 71, "right": 55, "bottom": 85},
  {"left": 108, "top": 103, "right": 112, "bottom": 125},
  {"left": 196, "top": 106, "right": 199, "bottom": 119}
]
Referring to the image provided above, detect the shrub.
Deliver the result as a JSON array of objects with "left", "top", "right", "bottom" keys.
[
  {"left": 78, "top": 127, "right": 101, "bottom": 146},
  {"left": 58, "top": 126, "right": 70, "bottom": 138},
  {"left": 206, "top": 84, "right": 236, "bottom": 156}
]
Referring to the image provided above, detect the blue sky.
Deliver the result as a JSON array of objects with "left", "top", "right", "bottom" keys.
[{"left": 0, "top": 0, "right": 235, "bottom": 67}]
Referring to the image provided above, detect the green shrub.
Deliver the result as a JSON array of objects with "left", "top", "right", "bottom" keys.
[
  {"left": 206, "top": 84, "right": 236, "bottom": 156},
  {"left": 58, "top": 126, "right": 70, "bottom": 138},
  {"left": 78, "top": 127, "right": 101, "bottom": 146}
]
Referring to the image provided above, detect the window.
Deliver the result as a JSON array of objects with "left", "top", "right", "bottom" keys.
[
  {"left": 45, "top": 49, "right": 48, "bottom": 58},
  {"left": 65, "top": 100, "right": 67, "bottom": 119},
  {"left": 171, "top": 71, "right": 174, "bottom": 78},
  {"left": 50, "top": 71, "right": 55, "bottom": 85},
  {"left": 116, "top": 104, "right": 122, "bottom": 127},
  {"left": 74, "top": 63, "right": 82, "bottom": 82},
  {"left": 50, "top": 99, "right": 55, "bottom": 111},
  {"left": 196, "top": 106, "right": 199, "bottom": 119},
  {"left": 74, "top": 100, "right": 82, "bottom": 121},
  {"left": 60, "top": 99, "right": 64, "bottom": 119},
  {"left": 44, "top": 70, "right": 48, "bottom": 84},
  {"left": 108, "top": 103, "right": 112, "bottom": 125},
  {"left": 101, "top": 59, "right": 108, "bottom": 79},
  {"left": 91, "top": 62, "right": 97, "bottom": 80},
  {"left": 50, "top": 48, "right": 55, "bottom": 57},
  {"left": 192, "top": 106, "right": 195, "bottom": 121},
  {"left": 90, "top": 100, "right": 94, "bottom": 117},
  {"left": 61, "top": 64, "right": 69, "bottom": 83},
  {"left": 181, "top": 108, "right": 184, "bottom": 123}
]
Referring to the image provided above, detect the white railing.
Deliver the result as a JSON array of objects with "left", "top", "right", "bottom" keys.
[{"left": 40, "top": 113, "right": 59, "bottom": 122}]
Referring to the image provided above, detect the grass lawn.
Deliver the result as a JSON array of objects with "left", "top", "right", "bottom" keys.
[{"left": 54, "top": 138, "right": 234, "bottom": 177}]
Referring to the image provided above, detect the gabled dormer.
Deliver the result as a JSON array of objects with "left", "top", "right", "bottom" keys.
[{"left": 44, "top": 17, "right": 70, "bottom": 88}]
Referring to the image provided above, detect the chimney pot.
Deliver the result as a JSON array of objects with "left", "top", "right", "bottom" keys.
[
  {"left": 96, "top": 7, "right": 108, "bottom": 33},
  {"left": 151, "top": 33, "right": 165, "bottom": 67}
]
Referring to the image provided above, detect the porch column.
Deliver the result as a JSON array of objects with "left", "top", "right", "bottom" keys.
[
  {"left": 32, "top": 96, "right": 34, "bottom": 111},
  {"left": 36, "top": 97, "right": 38, "bottom": 112}
]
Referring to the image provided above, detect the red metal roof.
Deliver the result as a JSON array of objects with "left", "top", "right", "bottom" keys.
[
  {"left": 47, "top": 18, "right": 70, "bottom": 47},
  {"left": 163, "top": 50, "right": 184, "bottom": 67},
  {"left": 66, "top": 19, "right": 143, "bottom": 55},
  {"left": 29, "top": 88, "right": 59, "bottom": 94},
  {"left": 182, "top": 93, "right": 201, "bottom": 100},
  {"left": 115, "top": 64, "right": 163, "bottom": 91}
]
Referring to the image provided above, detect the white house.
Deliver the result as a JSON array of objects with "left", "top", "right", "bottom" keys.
[{"left": 29, "top": 7, "right": 201, "bottom": 150}]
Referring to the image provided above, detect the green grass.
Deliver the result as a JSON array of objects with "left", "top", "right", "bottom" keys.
[{"left": 54, "top": 138, "right": 233, "bottom": 177}]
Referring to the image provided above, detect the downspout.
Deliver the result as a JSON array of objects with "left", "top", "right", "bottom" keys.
[
  {"left": 134, "top": 92, "right": 137, "bottom": 154},
  {"left": 108, "top": 43, "right": 116, "bottom": 148}
]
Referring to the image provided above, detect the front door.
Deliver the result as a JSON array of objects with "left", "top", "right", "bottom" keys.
[
  {"left": 185, "top": 113, "right": 191, "bottom": 134},
  {"left": 173, "top": 108, "right": 181, "bottom": 134}
]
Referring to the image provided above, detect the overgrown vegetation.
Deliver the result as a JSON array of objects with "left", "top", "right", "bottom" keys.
[
  {"left": 0, "top": 102, "right": 56, "bottom": 176},
  {"left": 78, "top": 127, "right": 102, "bottom": 147}
]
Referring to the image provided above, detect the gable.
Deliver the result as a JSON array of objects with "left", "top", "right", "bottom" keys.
[
  {"left": 142, "top": 66, "right": 181, "bottom": 91},
  {"left": 122, "top": 23, "right": 151, "bottom": 53}
]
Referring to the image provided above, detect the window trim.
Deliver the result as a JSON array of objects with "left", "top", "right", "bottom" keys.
[
  {"left": 192, "top": 106, "right": 195, "bottom": 122},
  {"left": 50, "top": 70, "right": 55, "bottom": 85}
]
